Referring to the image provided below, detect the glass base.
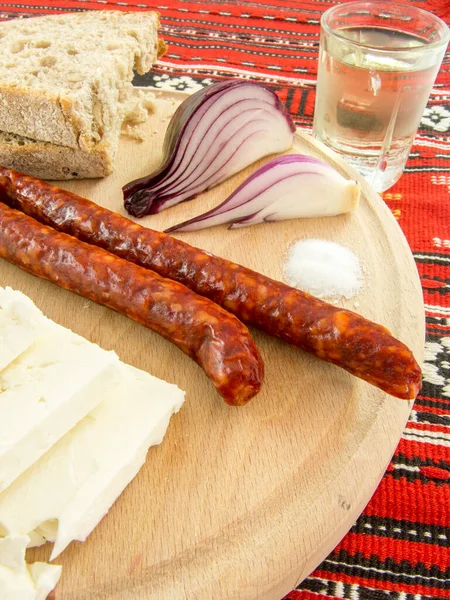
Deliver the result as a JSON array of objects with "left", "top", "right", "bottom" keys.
[
  {"left": 313, "top": 133, "right": 408, "bottom": 193},
  {"left": 343, "top": 154, "right": 404, "bottom": 192}
]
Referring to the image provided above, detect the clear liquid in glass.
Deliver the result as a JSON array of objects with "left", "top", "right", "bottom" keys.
[{"left": 313, "top": 27, "right": 441, "bottom": 191}]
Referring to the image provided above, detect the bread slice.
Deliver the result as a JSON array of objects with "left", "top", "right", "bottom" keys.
[
  {"left": 0, "top": 131, "right": 113, "bottom": 180},
  {"left": 0, "top": 10, "right": 165, "bottom": 150},
  {"left": 0, "top": 88, "right": 156, "bottom": 180}
]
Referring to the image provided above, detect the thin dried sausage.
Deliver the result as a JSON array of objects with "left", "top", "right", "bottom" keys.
[
  {"left": 0, "top": 167, "right": 422, "bottom": 400},
  {"left": 0, "top": 201, "right": 264, "bottom": 406}
]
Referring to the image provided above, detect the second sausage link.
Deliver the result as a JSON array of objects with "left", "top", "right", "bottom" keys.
[{"left": 0, "top": 202, "right": 264, "bottom": 406}]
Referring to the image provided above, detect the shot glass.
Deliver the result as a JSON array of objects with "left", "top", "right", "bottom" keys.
[{"left": 312, "top": 1, "right": 449, "bottom": 192}]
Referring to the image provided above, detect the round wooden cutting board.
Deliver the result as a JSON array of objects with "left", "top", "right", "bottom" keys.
[{"left": 11, "top": 93, "right": 424, "bottom": 600}]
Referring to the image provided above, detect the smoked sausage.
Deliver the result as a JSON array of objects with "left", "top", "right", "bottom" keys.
[
  {"left": 0, "top": 201, "right": 264, "bottom": 406},
  {"left": 0, "top": 167, "right": 422, "bottom": 400}
]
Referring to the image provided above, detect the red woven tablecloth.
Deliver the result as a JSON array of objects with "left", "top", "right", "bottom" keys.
[{"left": 1, "top": 1, "right": 449, "bottom": 598}]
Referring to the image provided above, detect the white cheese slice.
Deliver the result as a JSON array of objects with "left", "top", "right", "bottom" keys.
[
  {"left": 0, "top": 308, "right": 119, "bottom": 493},
  {"left": 0, "top": 287, "right": 51, "bottom": 373},
  {"left": 0, "top": 534, "right": 61, "bottom": 600},
  {"left": 26, "top": 532, "right": 46, "bottom": 549},
  {"left": 0, "top": 363, "right": 184, "bottom": 560}
]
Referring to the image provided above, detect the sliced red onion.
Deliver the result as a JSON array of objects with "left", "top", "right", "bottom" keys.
[
  {"left": 123, "top": 80, "right": 296, "bottom": 217},
  {"left": 165, "top": 155, "right": 360, "bottom": 232}
]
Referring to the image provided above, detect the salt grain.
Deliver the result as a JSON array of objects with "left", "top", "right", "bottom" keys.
[{"left": 283, "top": 238, "right": 364, "bottom": 300}]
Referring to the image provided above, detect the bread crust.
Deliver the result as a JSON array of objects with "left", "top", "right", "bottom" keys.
[
  {"left": 0, "top": 85, "right": 84, "bottom": 149},
  {"left": 0, "top": 135, "right": 113, "bottom": 180}
]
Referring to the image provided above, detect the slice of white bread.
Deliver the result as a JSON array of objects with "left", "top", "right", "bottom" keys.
[
  {"left": 0, "top": 10, "right": 166, "bottom": 151},
  {"left": 0, "top": 88, "right": 156, "bottom": 180}
]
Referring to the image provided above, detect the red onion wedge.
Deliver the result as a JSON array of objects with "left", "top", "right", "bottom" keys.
[
  {"left": 123, "top": 80, "right": 296, "bottom": 218},
  {"left": 165, "top": 154, "right": 361, "bottom": 232}
]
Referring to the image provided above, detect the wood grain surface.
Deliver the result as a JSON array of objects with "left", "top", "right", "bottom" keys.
[{"left": 6, "top": 94, "right": 424, "bottom": 600}]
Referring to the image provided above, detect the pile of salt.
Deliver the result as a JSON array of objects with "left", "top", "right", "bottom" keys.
[{"left": 283, "top": 238, "right": 364, "bottom": 300}]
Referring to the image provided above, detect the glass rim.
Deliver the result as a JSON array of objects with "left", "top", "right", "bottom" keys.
[{"left": 321, "top": 0, "right": 450, "bottom": 53}]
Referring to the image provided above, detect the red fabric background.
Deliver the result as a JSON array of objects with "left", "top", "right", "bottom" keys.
[{"left": 1, "top": 1, "right": 449, "bottom": 598}]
